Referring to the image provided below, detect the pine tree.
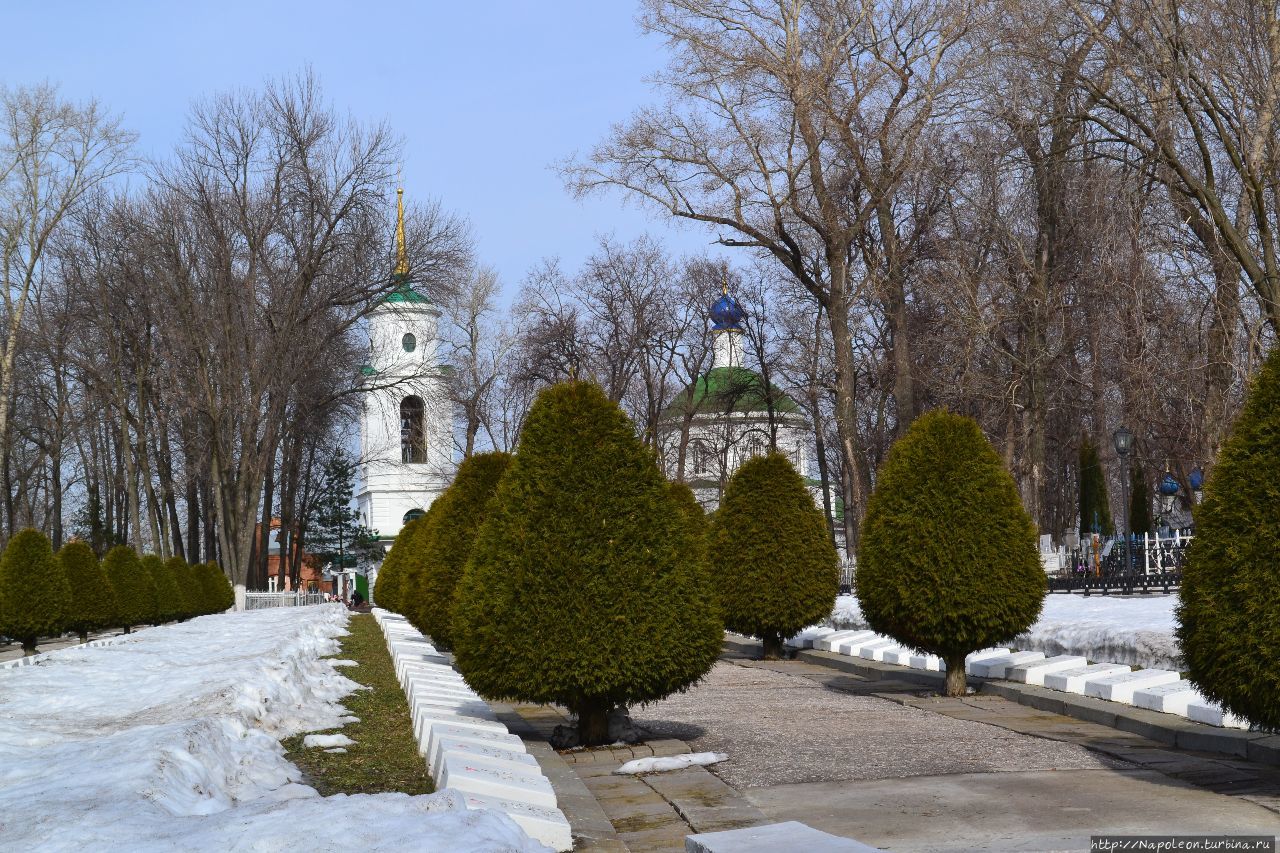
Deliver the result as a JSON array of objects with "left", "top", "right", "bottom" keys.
[
  {"left": 708, "top": 453, "right": 838, "bottom": 659},
  {"left": 0, "top": 529, "right": 70, "bottom": 655},
  {"left": 57, "top": 540, "right": 117, "bottom": 643},
  {"left": 1078, "top": 436, "right": 1114, "bottom": 537},
  {"left": 102, "top": 545, "right": 156, "bottom": 633},
  {"left": 307, "top": 448, "right": 365, "bottom": 570},
  {"left": 1179, "top": 346, "right": 1280, "bottom": 728},
  {"left": 452, "top": 381, "right": 722, "bottom": 745},
  {"left": 858, "top": 410, "right": 1045, "bottom": 696},
  {"left": 404, "top": 451, "right": 512, "bottom": 649},
  {"left": 165, "top": 556, "right": 201, "bottom": 619},
  {"left": 142, "top": 554, "right": 183, "bottom": 623}
]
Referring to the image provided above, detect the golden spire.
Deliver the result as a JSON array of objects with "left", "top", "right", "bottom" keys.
[
  {"left": 394, "top": 184, "right": 409, "bottom": 278},
  {"left": 722, "top": 270, "right": 730, "bottom": 295}
]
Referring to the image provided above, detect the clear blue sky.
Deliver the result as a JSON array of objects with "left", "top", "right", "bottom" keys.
[{"left": 4, "top": 0, "right": 728, "bottom": 302}]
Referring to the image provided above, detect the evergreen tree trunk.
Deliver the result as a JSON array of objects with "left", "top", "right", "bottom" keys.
[
  {"left": 576, "top": 698, "right": 612, "bottom": 747},
  {"left": 944, "top": 654, "right": 967, "bottom": 697},
  {"left": 21, "top": 637, "right": 37, "bottom": 656},
  {"left": 78, "top": 630, "right": 88, "bottom": 644},
  {"left": 761, "top": 630, "right": 784, "bottom": 660}
]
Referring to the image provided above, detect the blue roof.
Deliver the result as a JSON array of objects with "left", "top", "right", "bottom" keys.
[{"left": 710, "top": 293, "right": 747, "bottom": 331}]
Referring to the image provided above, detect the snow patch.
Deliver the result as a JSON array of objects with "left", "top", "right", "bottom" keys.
[
  {"left": 614, "top": 751, "right": 728, "bottom": 774},
  {"left": 0, "top": 604, "right": 545, "bottom": 852},
  {"left": 304, "top": 733, "right": 355, "bottom": 749}
]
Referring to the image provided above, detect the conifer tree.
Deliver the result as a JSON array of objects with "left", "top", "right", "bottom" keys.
[
  {"left": 142, "top": 554, "right": 184, "bottom": 623},
  {"left": 404, "top": 451, "right": 511, "bottom": 649},
  {"left": 708, "top": 453, "right": 838, "bottom": 659},
  {"left": 196, "top": 562, "right": 234, "bottom": 612},
  {"left": 373, "top": 517, "right": 423, "bottom": 613},
  {"left": 0, "top": 528, "right": 70, "bottom": 654},
  {"left": 859, "top": 410, "right": 1044, "bottom": 696},
  {"left": 165, "top": 556, "right": 200, "bottom": 619},
  {"left": 401, "top": 503, "right": 443, "bottom": 632},
  {"left": 1129, "top": 463, "right": 1153, "bottom": 536},
  {"left": 102, "top": 545, "right": 156, "bottom": 633},
  {"left": 1179, "top": 347, "right": 1280, "bottom": 728},
  {"left": 57, "top": 540, "right": 117, "bottom": 643},
  {"left": 1078, "top": 436, "right": 1114, "bottom": 537},
  {"left": 452, "top": 381, "right": 722, "bottom": 745}
]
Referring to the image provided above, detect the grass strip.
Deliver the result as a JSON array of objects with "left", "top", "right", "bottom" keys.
[{"left": 283, "top": 612, "right": 433, "bottom": 795}]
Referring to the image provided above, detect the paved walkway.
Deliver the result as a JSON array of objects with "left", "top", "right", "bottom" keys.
[
  {"left": 0, "top": 628, "right": 127, "bottom": 664},
  {"left": 504, "top": 642, "right": 1280, "bottom": 852}
]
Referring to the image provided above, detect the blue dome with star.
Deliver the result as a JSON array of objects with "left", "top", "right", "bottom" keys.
[{"left": 710, "top": 293, "right": 747, "bottom": 331}]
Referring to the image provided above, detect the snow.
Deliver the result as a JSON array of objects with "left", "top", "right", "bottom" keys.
[
  {"left": 614, "top": 752, "right": 728, "bottom": 775},
  {"left": 303, "top": 733, "right": 355, "bottom": 749},
  {"left": 0, "top": 604, "right": 546, "bottom": 852},
  {"left": 828, "top": 592, "right": 1182, "bottom": 671}
]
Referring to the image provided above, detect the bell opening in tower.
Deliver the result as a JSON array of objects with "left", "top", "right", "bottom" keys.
[{"left": 400, "top": 395, "right": 427, "bottom": 463}]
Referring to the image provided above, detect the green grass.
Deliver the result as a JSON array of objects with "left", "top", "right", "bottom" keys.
[{"left": 283, "top": 613, "right": 433, "bottom": 795}]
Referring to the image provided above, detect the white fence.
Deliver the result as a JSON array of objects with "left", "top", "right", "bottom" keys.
[
  {"left": 839, "top": 557, "right": 856, "bottom": 592},
  {"left": 244, "top": 591, "right": 326, "bottom": 610}
]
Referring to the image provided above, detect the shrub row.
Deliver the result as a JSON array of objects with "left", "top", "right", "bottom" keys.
[{"left": 0, "top": 533, "right": 233, "bottom": 654}]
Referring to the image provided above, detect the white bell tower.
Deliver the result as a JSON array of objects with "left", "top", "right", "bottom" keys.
[{"left": 355, "top": 186, "right": 452, "bottom": 543}]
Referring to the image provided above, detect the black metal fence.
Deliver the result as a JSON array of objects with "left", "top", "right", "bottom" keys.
[{"left": 1048, "top": 529, "right": 1192, "bottom": 593}]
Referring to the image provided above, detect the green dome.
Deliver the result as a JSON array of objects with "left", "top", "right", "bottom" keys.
[
  {"left": 380, "top": 276, "right": 430, "bottom": 305},
  {"left": 663, "top": 366, "right": 801, "bottom": 418}
]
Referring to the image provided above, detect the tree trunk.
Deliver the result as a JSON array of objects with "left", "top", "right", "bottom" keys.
[
  {"left": 826, "top": 271, "right": 866, "bottom": 554},
  {"left": 21, "top": 637, "right": 37, "bottom": 656},
  {"left": 761, "top": 631, "right": 784, "bottom": 661},
  {"left": 575, "top": 698, "right": 612, "bottom": 747},
  {"left": 78, "top": 630, "right": 88, "bottom": 644},
  {"left": 944, "top": 654, "right": 967, "bottom": 697}
]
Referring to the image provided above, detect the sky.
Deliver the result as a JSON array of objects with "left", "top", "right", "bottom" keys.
[{"left": 2, "top": 0, "right": 729, "bottom": 304}]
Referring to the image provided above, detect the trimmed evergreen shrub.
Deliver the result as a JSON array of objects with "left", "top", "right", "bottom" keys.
[
  {"left": 102, "top": 545, "right": 156, "bottom": 632},
  {"left": 1078, "top": 436, "right": 1114, "bottom": 537},
  {"left": 57, "top": 540, "right": 117, "bottom": 643},
  {"left": 405, "top": 451, "right": 512, "bottom": 649},
  {"left": 373, "top": 517, "right": 421, "bottom": 614},
  {"left": 165, "top": 556, "right": 200, "bottom": 619},
  {"left": 452, "top": 381, "right": 722, "bottom": 745},
  {"left": 197, "top": 562, "right": 234, "bottom": 613},
  {"left": 0, "top": 528, "right": 69, "bottom": 655},
  {"left": 858, "top": 410, "right": 1044, "bottom": 696},
  {"left": 142, "top": 554, "right": 184, "bottom": 623},
  {"left": 708, "top": 453, "right": 838, "bottom": 659},
  {"left": 1179, "top": 347, "right": 1280, "bottom": 728}
]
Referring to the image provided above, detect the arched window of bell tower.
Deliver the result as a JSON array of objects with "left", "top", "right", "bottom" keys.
[{"left": 400, "top": 396, "right": 427, "bottom": 463}]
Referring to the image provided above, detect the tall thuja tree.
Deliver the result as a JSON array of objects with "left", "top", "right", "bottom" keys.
[
  {"left": 196, "top": 562, "right": 234, "bottom": 613},
  {"left": 1179, "top": 347, "right": 1280, "bottom": 728},
  {"left": 452, "top": 381, "right": 722, "bottom": 746},
  {"left": 859, "top": 411, "right": 1044, "bottom": 696},
  {"left": 373, "top": 516, "right": 424, "bottom": 614},
  {"left": 1078, "top": 437, "right": 1113, "bottom": 537},
  {"left": 405, "top": 451, "right": 512, "bottom": 649},
  {"left": 57, "top": 540, "right": 117, "bottom": 643},
  {"left": 1129, "top": 464, "right": 1153, "bottom": 536},
  {"left": 101, "top": 545, "right": 155, "bottom": 633},
  {"left": 0, "top": 529, "right": 70, "bottom": 654},
  {"left": 708, "top": 454, "right": 838, "bottom": 659}
]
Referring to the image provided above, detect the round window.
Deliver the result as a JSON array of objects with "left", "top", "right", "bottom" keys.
[{"left": 402, "top": 333, "right": 417, "bottom": 353}]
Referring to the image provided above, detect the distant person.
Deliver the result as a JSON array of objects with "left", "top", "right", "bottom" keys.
[{"left": 351, "top": 590, "right": 364, "bottom": 608}]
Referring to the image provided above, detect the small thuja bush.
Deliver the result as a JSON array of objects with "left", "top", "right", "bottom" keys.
[
  {"left": 102, "top": 545, "right": 157, "bottom": 632},
  {"left": 165, "top": 556, "right": 201, "bottom": 619},
  {"left": 407, "top": 451, "right": 512, "bottom": 650},
  {"left": 58, "top": 540, "right": 117, "bottom": 643},
  {"left": 1179, "top": 346, "right": 1280, "bottom": 729},
  {"left": 708, "top": 453, "right": 838, "bottom": 659},
  {"left": 0, "top": 529, "right": 70, "bottom": 654},
  {"left": 858, "top": 410, "right": 1044, "bottom": 696},
  {"left": 452, "top": 381, "right": 722, "bottom": 746},
  {"left": 142, "top": 554, "right": 184, "bottom": 623},
  {"left": 196, "top": 562, "right": 234, "bottom": 613}
]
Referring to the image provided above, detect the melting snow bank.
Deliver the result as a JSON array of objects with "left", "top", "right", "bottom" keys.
[
  {"left": 614, "top": 752, "right": 728, "bottom": 775},
  {"left": 0, "top": 604, "right": 544, "bottom": 852},
  {"left": 829, "top": 593, "right": 1182, "bottom": 671}
]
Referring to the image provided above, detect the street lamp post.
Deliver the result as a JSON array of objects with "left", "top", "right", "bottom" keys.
[{"left": 1113, "top": 426, "right": 1135, "bottom": 575}]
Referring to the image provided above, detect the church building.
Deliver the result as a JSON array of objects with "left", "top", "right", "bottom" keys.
[
  {"left": 658, "top": 288, "right": 812, "bottom": 511},
  {"left": 355, "top": 187, "right": 454, "bottom": 550}
]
